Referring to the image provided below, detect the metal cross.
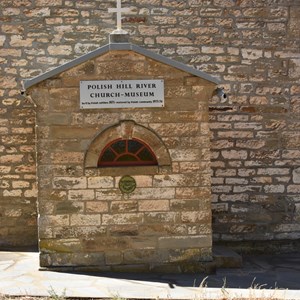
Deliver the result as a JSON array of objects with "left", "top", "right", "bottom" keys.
[{"left": 108, "top": 0, "right": 130, "bottom": 33}]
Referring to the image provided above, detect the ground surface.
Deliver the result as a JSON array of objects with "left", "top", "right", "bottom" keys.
[{"left": 1, "top": 251, "right": 300, "bottom": 300}]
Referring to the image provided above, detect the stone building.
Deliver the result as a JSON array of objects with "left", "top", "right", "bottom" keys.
[
  {"left": 23, "top": 31, "right": 218, "bottom": 270},
  {"left": 0, "top": 0, "right": 300, "bottom": 254}
]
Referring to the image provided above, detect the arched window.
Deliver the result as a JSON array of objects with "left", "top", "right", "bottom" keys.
[
  {"left": 98, "top": 138, "right": 158, "bottom": 167},
  {"left": 84, "top": 121, "right": 171, "bottom": 172}
]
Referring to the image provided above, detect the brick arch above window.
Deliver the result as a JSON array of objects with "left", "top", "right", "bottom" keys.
[{"left": 84, "top": 121, "right": 171, "bottom": 170}]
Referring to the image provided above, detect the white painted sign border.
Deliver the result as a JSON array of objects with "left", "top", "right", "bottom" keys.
[{"left": 80, "top": 79, "right": 164, "bottom": 109}]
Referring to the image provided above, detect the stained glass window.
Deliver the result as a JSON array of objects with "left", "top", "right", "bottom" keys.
[{"left": 98, "top": 138, "right": 158, "bottom": 167}]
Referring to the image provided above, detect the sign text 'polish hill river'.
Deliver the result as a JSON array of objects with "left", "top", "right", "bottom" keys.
[{"left": 80, "top": 80, "right": 164, "bottom": 109}]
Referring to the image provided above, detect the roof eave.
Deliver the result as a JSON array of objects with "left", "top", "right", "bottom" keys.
[{"left": 23, "top": 42, "right": 220, "bottom": 90}]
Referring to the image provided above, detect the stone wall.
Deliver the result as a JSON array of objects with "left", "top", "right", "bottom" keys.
[
  {"left": 0, "top": 100, "right": 37, "bottom": 248},
  {"left": 1, "top": 0, "right": 300, "bottom": 248},
  {"left": 30, "top": 50, "right": 214, "bottom": 270}
]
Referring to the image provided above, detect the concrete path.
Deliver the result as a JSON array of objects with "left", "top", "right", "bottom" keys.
[{"left": 0, "top": 251, "right": 300, "bottom": 299}]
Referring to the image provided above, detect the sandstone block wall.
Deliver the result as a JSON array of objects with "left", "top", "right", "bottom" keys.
[
  {"left": 1, "top": 0, "right": 300, "bottom": 248},
  {"left": 29, "top": 50, "right": 214, "bottom": 270}
]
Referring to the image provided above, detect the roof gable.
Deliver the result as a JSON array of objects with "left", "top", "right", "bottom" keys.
[{"left": 23, "top": 42, "right": 220, "bottom": 90}]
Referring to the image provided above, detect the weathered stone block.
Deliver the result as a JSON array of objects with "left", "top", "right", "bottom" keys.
[
  {"left": 87, "top": 176, "right": 114, "bottom": 188},
  {"left": 158, "top": 235, "right": 211, "bottom": 249},
  {"left": 3, "top": 189, "right": 22, "bottom": 197},
  {"left": 40, "top": 238, "right": 81, "bottom": 253},
  {"left": 176, "top": 187, "right": 211, "bottom": 199},
  {"left": 40, "top": 252, "right": 105, "bottom": 267},
  {"left": 102, "top": 213, "right": 144, "bottom": 225},
  {"left": 133, "top": 175, "right": 153, "bottom": 187},
  {"left": 287, "top": 185, "right": 300, "bottom": 194},
  {"left": 149, "top": 123, "right": 198, "bottom": 137},
  {"left": 55, "top": 201, "right": 84, "bottom": 214},
  {"left": 169, "top": 149, "right": 199, "bottom": 161},
  {"left": 221, "top": 150, "right": 248, "bottom": 160},
  {"left": 86, "top": 201, "right": 109, "bottom": 213},
  {"left": 53, "top": 177, "right": 87, "bottom": 189},
  {"left": 51, "top": 152, "right": 84, "bottom": 164},
  {"left": 170, "top": 199, "right": 200, "bottom": 211},
  {"left": 139, "top": 200, "right": 169, "bottom": 212},
  {"left": 39, "top": 215, "right": 69, "bottom": 227},
  {"left": 50, "top": 126, "right": 96, "bottom": 139},
  {"left": 70, "top": 214, "right": 101, "bottom": 226},
  {"left": 289, "top": 6, "right": 300, "bottom": 37},
  {"left": 53, "top": 225, "right": 106, "bottom": 239},
  {"left": 181, "top": 211, "right": 211, "bottom": 223},
  {"left": 111, "top": 201, "right": 138, "bottom": 213},
  {"left": 0, "top": 154, "right": 24, "bottom": 164},
  {"left": 124, "top": 249, "right": 163, "bottom": 264},
  {"left": 153, "top": 174, "right": 202, "bottom": 187},
  {"left": 179, "top": 161, "right": 210, "bottom": 173},
  {"left": 168, "top": 247, "right": 212, "bottom": 263},
  {"left": 129, "top": 187, "right": 176, "bottom": 200},
  {"left": 82, "top": 237, "right": 130, "bottom": 252},
  {"left": 96, "top": 189, "right": 122, "bottom": 201},
  {"left": 109, "top": 225, "right": 139, "bottom": 237},
  {"left": 96, "top": 61, "right": 146, "bottom": 76},
  {"left": 68, "top": 189, "right": 95, "bottom": 201},
  {"left": 289, "top": 59, "right": 300, "bottom": 79},
  {"left": 139, "top": 224, "right": 187, "bottom": 236},
  {"left": 292, "top": 168, "right": 300, "bottom": 184},
  {"left": 105, "top": 251, "right": 123, "bottom": 265},
  {"left": 144, "top": 212, "right": 180, "bottom": 224},
  {"left": 48, "top": 45, "right": 72, "bottom": 55}
]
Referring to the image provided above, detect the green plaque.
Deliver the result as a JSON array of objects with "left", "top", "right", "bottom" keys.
[{"left": 119, "top": 175, "right": 136, "bottom": 194}]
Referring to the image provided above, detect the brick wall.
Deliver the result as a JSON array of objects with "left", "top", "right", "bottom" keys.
[{"left": 1, "top": 0, "right": 300, "bottom": 248}]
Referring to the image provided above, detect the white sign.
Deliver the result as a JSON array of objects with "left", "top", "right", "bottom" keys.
[{"left": 80, "top": 80, "right": 164, "bottom": 109}]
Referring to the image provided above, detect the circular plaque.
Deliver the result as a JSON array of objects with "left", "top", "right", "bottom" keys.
[{"left": 119, "top": 175, "right": 136, "bottom": 194}]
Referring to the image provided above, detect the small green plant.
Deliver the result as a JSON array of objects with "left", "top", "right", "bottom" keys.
[
  {"left": 111, "top": 295, "right": 127, "bottom": 300},
  {"left": 249, "top": 277, "right": 268, "bottom": 290},
  {"left": 221, "top": 277, "right": 230, "bottom": 299},
  {"left": 199, "top": 276, "right": 208, "bottom": 288},
  {"left": 47, "top": 286, "right": 66, "bottom": 300}
]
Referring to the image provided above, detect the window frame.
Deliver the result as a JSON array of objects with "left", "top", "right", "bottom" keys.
[{"left": 97, "top": 138, "right": 158, "bottom": 167}]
